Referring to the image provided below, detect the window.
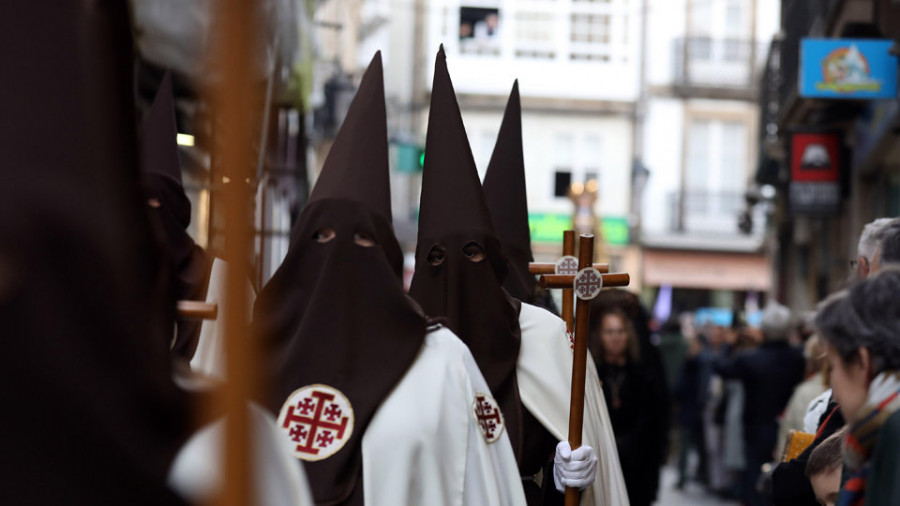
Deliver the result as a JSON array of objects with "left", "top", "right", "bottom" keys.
[
  {"left": 721, "top": 121, "right": 746, "bottom": 192},
  {"left": 686, "top": 120, "right": 711, "bottom": 193},
  {"left": 555, "top": 171, "right": 573, "bottom": 197},
  {"left": 459, "top": 6, "right": 501, "bottom": 55},
  {"left": 514, "top": 11, "right": 556, "bottom": 59},
  {"left": 690, "top": 37, "right": 712, "bottom": 61},
  {"left": 570, "top": 13, "right": 610, "bottom": 43},
  {"left": 689, "top": 0, "right": 712, "bottom": 36},
  {"left": 583, "top": 134, "right": 602, "bottom": 181},
  {"left": 723, "top": 39, "right": 743, "bottom": 62},
  {"left": 725, "top": 0, "right": 743, "bottom": 34},
  {"left": 685, "top": 118, "right": 749, "bottom": 197},
  {"left": 569, "top": 12, "right": 612, "bottom": 60},
  {"left": 682, "top": 117, "right": 750, "bottom": 232}
]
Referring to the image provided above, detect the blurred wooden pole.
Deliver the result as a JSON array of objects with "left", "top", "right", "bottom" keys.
[
  {"left": 210, "top": 0, "right": 260, "bottom": 505},
  {"left": 562, "top": 230, "right": 575, "bottom": 332}
]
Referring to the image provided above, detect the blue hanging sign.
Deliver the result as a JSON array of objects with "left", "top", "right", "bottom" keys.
[{"left": 800, "top": 39, "right": 898, "bottom": 99}]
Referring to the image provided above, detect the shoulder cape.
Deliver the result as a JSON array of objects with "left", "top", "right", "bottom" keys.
[{"left": 362, "top": 326, "right": 526, "bottom": 506}]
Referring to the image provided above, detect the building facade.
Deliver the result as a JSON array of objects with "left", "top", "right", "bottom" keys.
[
  {"left": 638, "top": 0, "right": 779, "bottom": 312},
  {"left": 757, "top": 0, "right": 900, "bottom": 310},
  {"left": 423, "top": 0, "right": 644, "bottom": 283}
]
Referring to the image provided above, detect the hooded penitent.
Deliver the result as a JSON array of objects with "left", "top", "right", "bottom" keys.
[
  {"left": 140, "top": 71, "right": 210, "bottom": 358},
  {"left": 253, "top": 52, "right": 425, "bottom": 505},
  {"left": 0, "top": 2, "right": 190, "bottom": 503},
  {"left": 409, "top": 47, "right": 525, "bottom": 460},
  {"left": 483, "top": 80, "right": 536, "bottom": 303}
]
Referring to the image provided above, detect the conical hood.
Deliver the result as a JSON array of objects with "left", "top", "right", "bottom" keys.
[
  {"left": 483, "top": 81, "right": 535, "bottom": 302},
  {"left": 409, "top": 47, "right": 524, "bottom": 463},
  {"left": 142, "top": 72, "right": 182, "bottom": 185},
  {"left": 416, "top": 45, "right": 495, "bottom": 239},
  {"left": 308, "top": 52, "right": 392, "bottom": 223},
  {"left": 0, "top": 1, "right": 189, "bottom": 503},
  {"left": 140, "top": 71, "right": 210, "bottom": 361}
]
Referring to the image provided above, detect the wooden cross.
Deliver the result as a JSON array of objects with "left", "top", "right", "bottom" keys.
[
  {"left": 539, "top": 233, "right": 630, "bottom": 506},
  {"left": 528, "top": 230, "right": 609, "bottom": 331}
]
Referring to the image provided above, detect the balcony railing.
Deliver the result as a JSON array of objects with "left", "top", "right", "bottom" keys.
[
  {"left": 672, "top": 37, "right": 767, "bottom": 96},
  {"left": 667, "top": 190, "right": 751, "bottom": 235}
]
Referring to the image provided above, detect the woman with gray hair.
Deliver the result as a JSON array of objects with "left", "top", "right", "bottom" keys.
[{"left": 815, "top": 266, "right": 900, "bottom": 505}]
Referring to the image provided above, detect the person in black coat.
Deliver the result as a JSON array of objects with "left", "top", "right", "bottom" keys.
[
  {"left": 714, "top": 302, "right": 805, "bottom": 506},
  {"left": 591, "top": 306, "right": 665, "bottom": 506}
]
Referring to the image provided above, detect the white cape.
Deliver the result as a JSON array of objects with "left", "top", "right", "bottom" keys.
[
  {"left": 517, "top": 303, "right": 630, "bottom": 506},
  {"left": 362, "top": 326, "right": 526, "bottom": 506}
]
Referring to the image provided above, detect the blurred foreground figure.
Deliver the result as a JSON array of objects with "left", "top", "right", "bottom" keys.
[
  {"left": 0, "top": 3, "right": 310, "bottom": 504},
  {"left": 0, "top": 3, "right": 191, "bottom": 503},
  {"left": 253, "top": 53, "right": 525, "bottom": 506},
  {"left": 409, "top": 47, "right": 628, "bottom": 506}
]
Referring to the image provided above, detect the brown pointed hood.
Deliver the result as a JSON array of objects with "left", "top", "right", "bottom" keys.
[
  {"left": 483, "top": 80, "right": 536, "bottom": 302},
  {"left": 254, "top": 52, "right": 425, "bottom": 505},
  {"left": 306, "top": 55, "right": 392, "bottom": 223},
  {"left": 415, "top": 46, "right": 497, "bottom": 241},
  {"left": 140, "top": 71, "right": 209, "bottom": 360},
  {"left": 0, "top": 2, "right": 189, "bottom": 503},
  {"left": 409, "top": 47, "right": 524, "bottom": 461}
]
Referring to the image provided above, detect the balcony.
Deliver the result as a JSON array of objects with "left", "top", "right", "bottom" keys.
[
  {"left": 672, "top": 37, "right": 767, "bottom": 101},
  {"left": 641, "top": 191, "right": 766, "bottom": 252},
  {"left": 668, "top": 190, "right": 767, "bottom": 235}
]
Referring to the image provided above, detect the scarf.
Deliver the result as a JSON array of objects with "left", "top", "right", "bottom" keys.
[{"left": 838, "top": 371, "right": 900, "bottom": 506}]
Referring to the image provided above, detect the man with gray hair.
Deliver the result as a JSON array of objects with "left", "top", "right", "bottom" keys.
[
  {"left": 855, "top": 217, "right": 900, "bottom": 278},
  {"left": 714, "top": 302, "right": 805, "bottom": 506},
  {"left": 872, "top": 222, "right": 900, "bottom": 271}
]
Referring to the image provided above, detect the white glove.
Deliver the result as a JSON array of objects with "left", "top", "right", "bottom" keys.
[{"left": 553, "top": 441, "right": 598, "bottom": 493}]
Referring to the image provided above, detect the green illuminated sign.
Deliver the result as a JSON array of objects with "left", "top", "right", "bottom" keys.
[
  {"left": 394, "top": 142, "right": 424, "bottom": 173},
  {"left": 527, "top": 213, "right": 629, "bottom": 246}
]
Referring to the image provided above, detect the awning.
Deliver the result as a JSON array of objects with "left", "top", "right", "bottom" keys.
[{"left": 643, "top": 248, "right": 771, "bottom": 291}]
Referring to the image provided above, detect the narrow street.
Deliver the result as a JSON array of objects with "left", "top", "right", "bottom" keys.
[{"left": 656, "top": 465, "right": 741, "bottom": 506}]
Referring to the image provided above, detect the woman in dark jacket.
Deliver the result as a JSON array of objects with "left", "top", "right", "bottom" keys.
[{"left": 591, "top": 307, "right": 664, "bottom": 506}]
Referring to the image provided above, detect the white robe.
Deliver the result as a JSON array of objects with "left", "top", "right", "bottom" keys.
[
  {"left": 362, "top": 325, "right": 526, "bottom": 506},
  {"left": 517, "top": 302, "right": 630, "bottom": 506}
]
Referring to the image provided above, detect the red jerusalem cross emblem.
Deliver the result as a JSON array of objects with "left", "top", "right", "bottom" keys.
[
  {"left": 555, "top": 255, "right": 579, "bottom": 276},
  {"left": 472, "top": 392, "right": 505, "bottom": 444},
  {"left": 574, "top": 267, "right": 603, "bottom": 300},
  {"left": 277, "top": 384, "right": 355, "bottom": 461}
]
